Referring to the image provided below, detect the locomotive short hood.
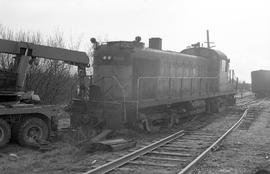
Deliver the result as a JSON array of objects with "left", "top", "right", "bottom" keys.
[{"left": 181, "top": 47, "right": 229, "bottom": 61}]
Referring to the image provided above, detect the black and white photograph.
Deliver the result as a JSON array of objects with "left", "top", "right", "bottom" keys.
[{"left": 0, "top": 0, "right": 270, "bottom": 173}]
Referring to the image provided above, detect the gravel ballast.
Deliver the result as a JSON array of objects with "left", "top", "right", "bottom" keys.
[{"left": 191, "top": 99, "right": 270, "bottom": 174}]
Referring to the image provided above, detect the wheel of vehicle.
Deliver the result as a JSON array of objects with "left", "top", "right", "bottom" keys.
[
  {"left": 17, "top": 118, "right": 49, "bottom": 147},
  {"left": 217, "top": 98, "right": 226, "bottom": 112},
  {"left": 210, "top": 99, "right": 219, "bottom": 113},
  {"left": 0, "top": 119, "right": 11, "bottom": 148}
]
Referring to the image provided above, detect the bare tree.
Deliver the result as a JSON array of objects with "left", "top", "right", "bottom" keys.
[{"left": 0, "top": 24, "right": 81, "bottom": 104}]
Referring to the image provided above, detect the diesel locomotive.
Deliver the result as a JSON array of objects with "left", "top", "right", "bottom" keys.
[{"left": 71, "top": 37, "right": 237, "bottom": 131}]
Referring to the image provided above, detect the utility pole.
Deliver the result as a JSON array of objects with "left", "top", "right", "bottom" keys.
[
  {"left": 205, "top": 30, "right": 215, "bottom": 48},
  {"left": 206, "top": 30, "right": 210, "bottom": 48}
]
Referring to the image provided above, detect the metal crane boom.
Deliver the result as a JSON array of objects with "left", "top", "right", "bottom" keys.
[
  {"left": 0, "top": 38, "right": 89, "bottom": 92},
  {"left": 0, "top": 39, "right": 89, "bottom": 65},
  {"left": 0, "top": 38, "right": 90, "bottom": 148}
]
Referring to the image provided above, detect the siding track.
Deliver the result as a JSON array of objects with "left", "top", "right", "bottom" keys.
[{"left": 83, "top": 109, "right": 248, "bottom": 174}]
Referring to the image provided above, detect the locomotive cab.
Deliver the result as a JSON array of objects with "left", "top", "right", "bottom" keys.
[{"left": 181, "top": 47, "right": 236, "bottom": 93}]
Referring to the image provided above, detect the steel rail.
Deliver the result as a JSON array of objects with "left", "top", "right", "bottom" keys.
[
  {"left": 82, "top": 130, "right": 185, "bottom": 174},
  {"left": 178, "top": 108, "right": 248, "bottom": 174}
]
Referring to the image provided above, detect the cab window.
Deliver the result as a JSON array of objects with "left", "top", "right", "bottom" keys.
[{"left": 221, "top": 60, "right": 227, "bottom": 72}]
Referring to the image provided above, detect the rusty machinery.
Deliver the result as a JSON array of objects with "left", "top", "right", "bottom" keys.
[{"left": 0, "top": 39, "right": 89, "bottom": 147}]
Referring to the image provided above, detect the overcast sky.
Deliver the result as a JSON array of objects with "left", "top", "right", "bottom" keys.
[{"left": 0, "top": 0, "right": 270, "bottom": 82}]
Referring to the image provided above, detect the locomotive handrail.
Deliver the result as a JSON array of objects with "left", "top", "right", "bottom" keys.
[
  {"left": 109, "top": 76, "right": 127, "bottom": 122},
  {"left": 137, "top": 76, "right": 217, "bottom": 79},
  {"left": 136, "top": 76, "right": 218, "bottom": 119},
  {"left": 91, "top": 75, "right": 127, "bottom": 122}
]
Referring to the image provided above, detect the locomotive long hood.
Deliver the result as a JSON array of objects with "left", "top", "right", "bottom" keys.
[{"left": 131, "top": 47, "right": 207, "bottom": 61}]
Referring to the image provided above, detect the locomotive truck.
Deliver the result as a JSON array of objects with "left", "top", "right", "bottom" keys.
[
  {"left": 70, "top": 37, "right": 237, "bottom": 132},
  {"left": 0, "top": 39, "right": 89, "bottom": 148}
]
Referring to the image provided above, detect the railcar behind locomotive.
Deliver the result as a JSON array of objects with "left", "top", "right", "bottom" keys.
[
  {"left": 251, "top": 70, "right": 270, "bottom": 97},
  {"left": 71, "top": 37, "right": 237, "bottom": 131}
]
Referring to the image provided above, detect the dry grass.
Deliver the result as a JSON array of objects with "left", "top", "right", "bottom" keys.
[{"left": 0, "top": 143, "right": 80, "bottom": 174}]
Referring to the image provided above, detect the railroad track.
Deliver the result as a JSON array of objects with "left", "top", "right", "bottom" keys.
[
  {"left": 236, "top": 96, "right": 258, "bottom": 107},
  {"left": 82, "top": 109, "right": 248, "bottom": 174},
  {"left": 237, "top": 99, "right": 265, "bottom": 130},
  {"left": 237, "top": 96, "right": 267, "bottom": 110}
]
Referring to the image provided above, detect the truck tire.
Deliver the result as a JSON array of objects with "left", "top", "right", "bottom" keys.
[
  {"left": 17, "top": 118, "right": 49, "bottom": 147},
  {"left": 0, "top": 119, "right": 11, "bottom": 148}
]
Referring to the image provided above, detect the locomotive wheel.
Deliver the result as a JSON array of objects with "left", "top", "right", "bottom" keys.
[
  {"left": 17, "top": 118, "right": 49, "bottom": 147},
  {"left": 0, "top": 119, "right": 11, "bottom": 148},
  {"left": 210, "top": 99, "right": 219, "bottom": 113},
  {"left": 141, "top": 119, "right": 151, "bottom": 132},
  {"left": 140, "top": 118, "right": 159, "bottom": 132},
  {"left": 217, "top": 98, "right": 226, "bottom": 112},
  {"left": 144, "top": 118, "right": 174, "bottom": 132},
  {"left": 139, "top": 113, "right": 175, "bottom": 132},
  {"left": 205, "top": 100, "right": 211, "bottom": 113},
  {"left": 168, "top": 113, "right": 176, "bottom": 128},
  {"left": 229, "top": 95, "right": 236, "bottom": 105}
]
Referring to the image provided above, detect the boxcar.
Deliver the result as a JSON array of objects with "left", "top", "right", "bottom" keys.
[{"left": 251, "top": 70, "right": 270, "bottom": 97}]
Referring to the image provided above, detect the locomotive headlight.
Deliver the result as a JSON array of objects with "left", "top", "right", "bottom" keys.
[
  {"left": 103, "top": 56, "right": 107, "bottom": 60},
  {"left": 108, "top": 56, "right": 112, "bottom": 60}
]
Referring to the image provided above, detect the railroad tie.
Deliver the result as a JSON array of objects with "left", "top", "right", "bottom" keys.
[
  {"left": 127, "top": 160, "right": 177, "bottom": 168},
  {"left": 116, "top": 167, "right": 173, "bottom": 174},
  {"left": 150, "top": 151, "right": 192, "bottom": 157},
  {"left": 139, "top": 156, "right": 187, "bottom": 162}
]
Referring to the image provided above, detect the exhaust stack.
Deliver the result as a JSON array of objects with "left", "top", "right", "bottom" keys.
[{"left": 149, "top": 37, "right": 162, "bottom": 50}]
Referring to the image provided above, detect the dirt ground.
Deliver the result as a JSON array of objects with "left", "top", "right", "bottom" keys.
[
  {"left": 0, "top": 113, "right": 182, "bottom": 174},
  {"left": 191, "top": 98, "right": 270, "bottom": 174}
]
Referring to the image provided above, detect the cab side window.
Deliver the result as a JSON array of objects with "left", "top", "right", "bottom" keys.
[{"left": 221, "top": 60, "right": 227, "bottom": 72}]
